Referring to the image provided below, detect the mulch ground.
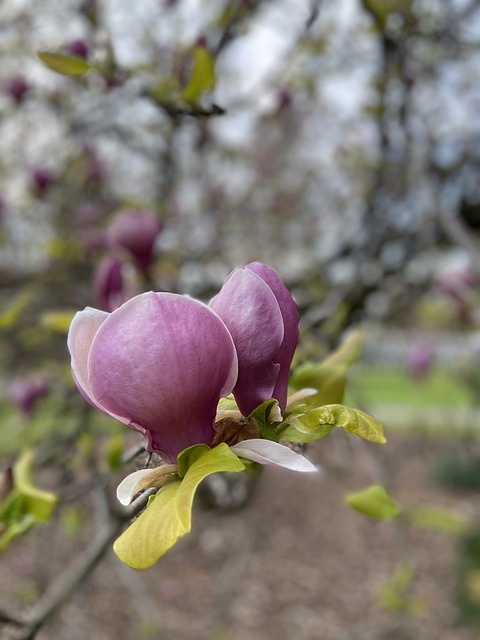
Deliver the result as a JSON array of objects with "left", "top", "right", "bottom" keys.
[{"left": 3, "top": 431, "right": 480, "bottom": 640}]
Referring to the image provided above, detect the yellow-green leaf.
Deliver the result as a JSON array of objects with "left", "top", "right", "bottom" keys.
[
  {"left": 114, "top": 444, "right": 245, "bottom": 569},
  {"left": 281, "top": 404, "right": 386, "bottom": 444},
  {"left": 346, "top": 484, "right": 401, "bottom": 520},
  {"left": 0, "top": 290, "right": 33, "bottom": 331},
  {"left": 289, "top": 331, "right": 363, "bottom": 406},
  {"left": 182, "top": 46, "right": 215, "bottom": 103},
  {"left": 38, "top": 51, "right": 91, "bottom": 76},
  {"left": 41, "top": 310, "right": 76, "bottom": 334},
  {"left": 177, "top": 444, "right": 211, "bottom": 479},
  {"left": 377, "top": 562, "right": 425, "bottom": 615},
  {"left": 176, "top": 443, "right": 245, "bottom": 528},
  {"left": 408, "top": 505, "right": 469, "bottom": 535},
  {"left": 105, "top": 434, "right": 125, "bottom": 471},
  {"left": 13, "top": 450, "right": 57, "bottom": 522},
  {"left": 113, "top": 482, "right": 184, "bottom": 570}
]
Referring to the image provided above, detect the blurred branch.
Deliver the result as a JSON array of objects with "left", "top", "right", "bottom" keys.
[
  {"left": 4, "top": 487, "right": 157, "bottom": 640},
  {"left": 0, "top": 610, "right": 23, "bottom": 627}
]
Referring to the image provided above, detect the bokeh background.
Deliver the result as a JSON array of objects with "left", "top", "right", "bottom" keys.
[{"left": 2, "top": 0, "right": 480, "bottom": 638}]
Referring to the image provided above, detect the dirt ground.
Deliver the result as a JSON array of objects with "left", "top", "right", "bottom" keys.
[{"left": 3, "top": 431, "right": 480, "bottom": 640}]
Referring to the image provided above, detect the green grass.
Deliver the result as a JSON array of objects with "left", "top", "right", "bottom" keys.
[
  {"left": 344, "top": 365, "right": 479, "bottom": 434},
  {"left": 346, "top": 365, "right": 474, "bottom": 408}
]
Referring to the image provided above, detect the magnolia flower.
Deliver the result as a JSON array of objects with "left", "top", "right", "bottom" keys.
[
  {"left": 30, "top": 167, "right": 55, "bottom": 197},
  {"left": 211, "top": 262, "right": 299, "bottom": 416},
  {"left": 68, "top": 292, "right": 237, "bottom": 462},
  {"left": 66, "top": 39, "right": 89, "bottom": 59},
  {"left": 93, "top": 255, "right": 137, "bottom": 312},
  {"left": 107, "top": 210, "right": 162, "bottom": 273},
  {"left": 406, "top": 342, "right": 434, "bottom": 379},
  {"left": 68, "top": 264, "right": 316, "bottom": 504},
  {"left": 4, "top": 75, "right": 30, "bottom": 103},
  {"left": 10, "top": 377, "right": 49, "bottom": 415}
]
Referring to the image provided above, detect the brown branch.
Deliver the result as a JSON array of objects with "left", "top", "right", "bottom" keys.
[{"left": 5, "top": 488, "right": 157, "bottom": 640}]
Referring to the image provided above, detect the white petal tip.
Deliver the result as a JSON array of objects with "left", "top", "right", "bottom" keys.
[
  {"left": 116, "top": 464, "right": 178, "bottom": 505},
  {"left": 231, "top": 439, "right": 319, "bottom": 473}
]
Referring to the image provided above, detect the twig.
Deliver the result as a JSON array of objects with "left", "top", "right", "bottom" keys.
[
  {"left": 5, "top": 488, "right": 156, "bottom": 640},
  {"left": 0, "top": 610, "right": 23, "bottom": 627}
]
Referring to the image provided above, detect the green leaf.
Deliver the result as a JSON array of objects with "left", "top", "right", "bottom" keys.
[
  {"left": 0, "top": 513, "right": 36, "bottom": 552},
  {"left": 289, "top": 330, "right": 363, "bottom": 406},
  {"left": 279, "top": 421, "right": 334, "bottom": 444},
  {"left": 377, "top": 562, "right": 425, "bottom": 615},
  {"left": 105, "top": 434, "right": 125, "bottom": 471},
  {"left": 114, "top": 482, "right": 184, "bottom": 569},
  {"left": 249, "top": 398, "right": 280, "bottom": 441},
  {"left": 38, "top": 51, "right": 91, "bottom": 76},
  {"left": 177, "top": 444, "right": 211, "bottom": 479},
  {"left": 407, "top": 505, "right": 469, "bottom": 535},
  {"left": 0, "top": 451, "right": 57, "bottom": 552},
  {"left": 346, "top": 484, "right": 401, "bottom": 520},
  {"left": 281, "top": 404, "right": 386, "bottom": 444},
  {"left": 182, "top": 46, "right": 215, "bottom": 103},
  {"left": 114, "top": 444, "right": 245, "bottom": 569},
  {"left": 41, "top": 310, "right": 76, "bottom": 334},
  {"left": 0, "top": 289, "right": 33, "bottom": 331},
  {"left": 13, "top": 450, "right": 57, "bottom": 522},
  {"left": 176, "top": 444, "right": 245, "bottom": 528}
]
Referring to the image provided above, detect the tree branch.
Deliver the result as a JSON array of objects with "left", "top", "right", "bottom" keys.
[{"left": 5, "top": 488, "right": 156, "bottom": 640}]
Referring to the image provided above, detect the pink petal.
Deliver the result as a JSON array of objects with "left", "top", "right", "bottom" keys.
[
  {"left": 107, "top": 210, "right": 162, "bottom": 272},
  {"left": 230, "top": 439, "right": 317, "bottom": 472},
  {"left": 87, "top": 292, "right": 238, "bottom": 462},
  {"left": 245, "top": 262, "right": 299, "bottom": 410},
  {"left": 211, "top": 268, "right": 284, "bottom": 416},
  {"left": 68, "top": 307, "right": 110, "bottom": 409}
]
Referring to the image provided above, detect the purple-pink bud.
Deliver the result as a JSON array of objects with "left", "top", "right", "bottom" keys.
[
  {"left": 93, "top": 256, "right": 134, "bottom": 312},
  {"left": 211, "top": 262, "right": 299, "bottom": 415},
  {"left": 66, "top": 39, "right": 89, "bottom": 59},
  {"left": 10, "top": 377, "right": 49, "bottom": 415},
  {"left": 406, "top": 343, "right": 435, "bottom": 379},
  {"left": 5, "top": 76, "right": 30, "bottom": 103},
  {"left": 107, "top": 210, "right": 162, "bottom": 273},
  {"left": 31, "top": 168, "right": 55, "bottom": 197}
]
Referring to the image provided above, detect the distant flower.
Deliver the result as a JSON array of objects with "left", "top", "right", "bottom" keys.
[
  {"left": 31, "top": 168, "right": 55, "bottom": 197},
  {"left": 406, "top": 342, "right": 435, "bottom": 379},
  {"left": 10, "top": 377, "right": 49, "bottom": 415},
  {"left": 94, "top": 256, "right": 124, "bottom": 312},
  {"left": 436, "top": 262, "right": 476, "bottom": 301},
  {"left": 107, "top": 210, "right": 162, "bottom": 273},
  {"left": 66, "top": 39, "right": 89, "bottom": 59},
  {"left": 4, "top": 76, "right": 29, "bottom": 103}
]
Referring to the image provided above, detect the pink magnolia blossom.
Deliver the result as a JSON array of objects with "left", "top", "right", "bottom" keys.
[
  {"left": 66, "top": 39, "right": 89, "bottom": 59},
  {"left": 406, "top": 342, "right": 435, "bottom": 379},
  {"left": 68, "top": 292, "right": 238, "bottom": 462},
  {"left": 211, "top": 262, "right": 299, "bottom": 416},
  {"left": 10, "top": 377, "right": 49, "bottom": 415},
  {"left": 107, "top": 210, "right": 162, "bottom": 273},
  {"left": 68, "top": 264, "right": 313, "bottom": 473},
  {"left": 93, "top": 255, "right": 130, "bottom": 312},
  {"left": 4, "top": 76, "right": 29, "bottom": 103}
]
